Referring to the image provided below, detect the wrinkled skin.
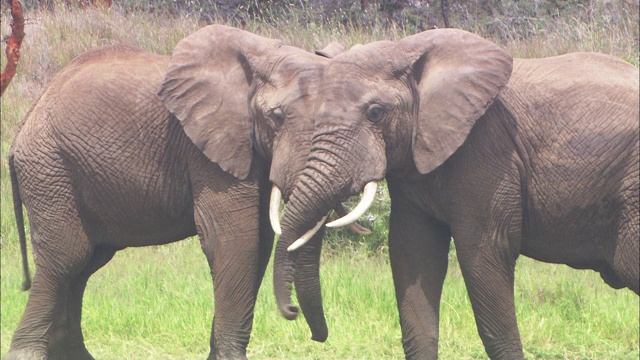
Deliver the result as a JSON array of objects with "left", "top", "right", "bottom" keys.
[
  {"left": 275, "top": 28, "right": 639, "bottom": 359},
  {"left": 7, "top": 25, "right": 340, "bottom": 360}
]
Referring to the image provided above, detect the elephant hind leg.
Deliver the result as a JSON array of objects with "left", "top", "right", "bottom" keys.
[
  {"left": 9, "top": 244, "right": 94, "bottom": 359},
  {"left": 611, "top": 231, "right": 640, "bottom": 295},
  {"left": 7, "top": 192, "right": 102, "bottom": 359},
  {"left": 610, "top": 184, "right": 639, "bottom": 295},
  {"left": 48, "top": 245, "right": 117, "bottom": 359},
  {"left": 454, "top": 226, "right": 524, "bottom": 360},
  {"left": 598, "top": 267, "right": 627, "bottom": 290}
]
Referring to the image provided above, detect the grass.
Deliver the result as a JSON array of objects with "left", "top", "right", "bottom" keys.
[
  {"left": 1, "top": 1, "right": 639, "bottom": 359},
  {"left": 2, "top": 238, "right": 637, "bottom": 359}
]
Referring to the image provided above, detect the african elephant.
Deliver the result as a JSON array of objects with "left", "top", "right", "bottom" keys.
[
  {"left": 273, "top": 29, "right": 639, "bottom": 359},
  {"left": 7, "top": 25, "right": 346, "bottom": 360}
]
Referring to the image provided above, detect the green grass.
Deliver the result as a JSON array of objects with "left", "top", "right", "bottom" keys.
[
  {"left": 1, "top": 2, "right": 639, "bottom": 359},
  {"left": 2, "top": 238, "right": 637, "bottom": 359}
]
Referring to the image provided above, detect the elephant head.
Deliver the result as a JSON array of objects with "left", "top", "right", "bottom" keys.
[
  {"left": 159, "top": 25, "right": 343, "bottom": 199},
  {"left": 157, "top": 25, "right": 345, "bottom": 340},
  {"left": 273, "top": 29, "right": 513, "bottom": 336}
]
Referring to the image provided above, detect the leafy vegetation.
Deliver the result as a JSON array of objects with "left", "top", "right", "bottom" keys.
[{"left": 1, "top": 1, "right": 638, "bottom": 358}]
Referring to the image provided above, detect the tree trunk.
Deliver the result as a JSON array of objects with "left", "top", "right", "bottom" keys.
[
  {"left": 441, "top": 0, "right": 451, "bottom": 28},
  {"left": 0, "top": 0, "right": 24, "bottom": 97}
]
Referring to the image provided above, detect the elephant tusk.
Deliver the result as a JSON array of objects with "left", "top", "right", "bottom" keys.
[
  {"left": 334, "top": 203, "right": 372, "bottom": 235},
  {"left": 287, "top": 214, "right": 329, "bottom": 252},
  {"left": 270, "top": 185, "right": 283, "bottom": 235},
  {"left": 348, "top": 221, "right": 372, "bottom": 235},
  {"left": 326, "top": 181, "right": 378, "bottom": 229}
]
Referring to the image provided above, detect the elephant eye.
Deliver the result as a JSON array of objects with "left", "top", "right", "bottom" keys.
[
  {"left": 269, "top": 107, "right": 285, "bottom": 125},
  {"left": 365, "top": 104, "right": 385, "bottom": 123}
]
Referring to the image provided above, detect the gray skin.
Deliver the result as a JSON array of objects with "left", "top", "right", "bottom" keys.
[
  {"left": 273, "top": 29, "right": 639, "bottom": 359},
  {"left": 7, "top": 25, "right": 342, "bottom": 360}
]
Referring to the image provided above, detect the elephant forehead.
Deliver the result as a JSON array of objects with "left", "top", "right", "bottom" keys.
[
  {"left": 317, "top": 70, "right": 403, "bottom": 115},
  {"left": 269, "top": 63, "right": 325, "bottom": 98},
  {"left": 328, "top": 41, "right": 403, "bottom": 76},
  {"left": 321, "top": 76, "right": 367, "bottom": 99},
  {"left": 321, "top": 57, "right": 401, "bottom": 103},
  {"left": 316, "top": 77, "right": 368, "bottom": 116},
  {"left": 258, "top": 70, "right": 323, "bottom": 111}
]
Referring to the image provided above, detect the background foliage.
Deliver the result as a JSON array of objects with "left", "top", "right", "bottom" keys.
[
  {"left": 15, "top": 0, "right": 640, "bottom": 47},
  {"left": 1, "top": 0, "right": 638, "bottom": 358}
]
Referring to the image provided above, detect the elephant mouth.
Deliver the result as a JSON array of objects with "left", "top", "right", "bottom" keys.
[
  {"left": 270, "top": 184, "right": 374, "bottom": 238},
  {"left": 286, "top": 180, "right": 378, "bottom": 251},
  {"left": 326, "top": 181, "right": 378, "bottom": 229}
]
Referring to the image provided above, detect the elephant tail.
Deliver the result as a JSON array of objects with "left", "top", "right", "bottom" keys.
[{"left": 9, "top": 154, "right": 31, "bottom": 291}]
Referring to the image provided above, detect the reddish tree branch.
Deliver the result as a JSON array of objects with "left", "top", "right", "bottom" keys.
[{"left": 0, "top": 0, "right": 24, "bottom": 97}]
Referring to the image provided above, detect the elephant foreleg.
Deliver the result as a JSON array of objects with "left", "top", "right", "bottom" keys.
[
  {"left": 204, "top": 239, "right": 260, "bottom": 360},
  {"left": 193, "top": 177, "right": 262, "bottom": 360},
  {"left": 388, "top": 200, "right": 451, "bottom": 360},
  {"left": 256, "top": 181, "right": 276, "bottom": 293}
]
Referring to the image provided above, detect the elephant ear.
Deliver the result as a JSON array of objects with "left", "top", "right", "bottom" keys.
[
  {"left": 158, "top": 25, "right": 281, "bottom": 180},
  {"left": 400, "top": 29, "right": 513, "bottom": 174}
]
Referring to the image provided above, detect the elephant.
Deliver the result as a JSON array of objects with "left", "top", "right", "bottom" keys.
[
  {"left": 272, "top": 28, "right": 639, "bottom": 359},
  {"left": 6, "top": 24, "right": 350, "bottom": 360}
]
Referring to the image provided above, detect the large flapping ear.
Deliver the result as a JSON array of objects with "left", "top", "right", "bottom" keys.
[
  {"left": 400, "top": 29, "right": 513, "bottom": 174},
  {"left": 314, "top": 41, "right": 345, "bottom": 58},
  {"left": 158, "top": 25, "right": 281, "bottom": 180}
]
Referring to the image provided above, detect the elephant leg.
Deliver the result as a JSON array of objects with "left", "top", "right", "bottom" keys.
[
  {"left": 7, "top": 200, "right": 96, "bottom": 360},
  {"left": 194, "top": 180, "right": 261, "bottom": 360},
  {"left": 454, "top": 225, "right": 523, "bottom": 360},
  {"left": 48, "top": 246, "right": 117, "bottom": 359},
  {"left": 611, "top": 186, "right": 639, "bottom": 294},
  {"left": 256, "top": 181, "right": 275, "bottom": 292},
  {"left": 388, "top": 200, "right": 451, "bottom": 360}
]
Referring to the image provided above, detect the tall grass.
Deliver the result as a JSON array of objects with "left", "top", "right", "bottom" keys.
[{"left": 1, "top": 2, "right": 638, "bottom": 359}]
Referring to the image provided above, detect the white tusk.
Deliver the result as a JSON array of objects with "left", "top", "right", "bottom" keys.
[
  {"left": 270, "top": 185, "right": 282, "bottom": 235},
  {"left": 348, "top": 222, "right": 372, "bottom": 235},
  {"left": 326, "top": 181, "right": 378, "bottom": 228},
  {"left": 287, "top": 214, "right": 328, "bottom": 252},
  {"left": 335, "top": 204, "right": 373, "bottom": 235}
]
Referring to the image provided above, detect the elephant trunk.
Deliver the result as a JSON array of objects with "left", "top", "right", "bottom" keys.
[
  {"left": 273, "top": 160, "right": 343, "bottom": 341},
  {"left": 293, "top": 228, "right": 328, "bottom": 342},
  {"left": 273, "top": 123, "right": 384, "bottom": 341}
]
